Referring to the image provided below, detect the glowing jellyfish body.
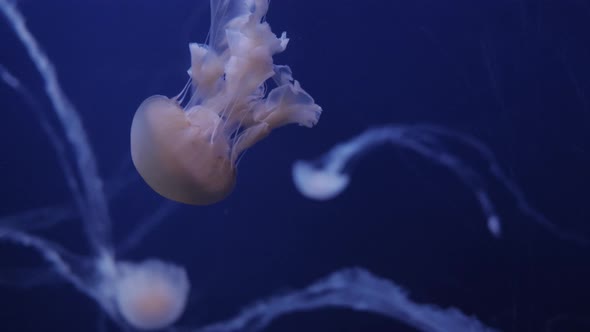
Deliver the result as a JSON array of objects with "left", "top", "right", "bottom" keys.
[
  {"left": 0, "top": 224, "right": 190, "bottom": 331},
  {"left": 292, "top": 161, "right": 350, "bottom": 201},
  {"left": 131, "top": 0, "right": 322, "bottom": 205},
  {"left": 115, "top": 260, "right": 190, "bottom": 330}
]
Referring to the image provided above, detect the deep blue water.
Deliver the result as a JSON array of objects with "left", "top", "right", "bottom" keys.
[{"left": 1, "top": 0, "right": 590, "bottom": 331}]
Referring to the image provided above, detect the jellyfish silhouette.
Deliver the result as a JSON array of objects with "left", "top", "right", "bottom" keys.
[{"left": 131, "top": 0, "right": 322, "bottom": 206}]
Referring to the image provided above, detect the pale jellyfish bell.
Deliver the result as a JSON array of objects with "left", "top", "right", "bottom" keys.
[
  {"left": 292, "top": 161, "right": 349, "bottom": 201},
  {"left": 114, "top": 259, "right": 190, "bottom": 330},
  {"left": 94, "top": 257, "right": 191, "bottom": 330},
  {"left": 131, "top": 0, "right": 322, "bottom": 205}
]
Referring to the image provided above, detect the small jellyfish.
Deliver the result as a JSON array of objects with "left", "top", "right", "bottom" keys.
[
  {"left": 292, "top": 160, "right": 350, "bottom": 201},
  {"left": 293, "top": 125, "right": 588, "bottom": 243},
  {"left": 131, "top": 0, "right": 322, "bottom": 205},
  {"left": 115, "top": 260, "right": 190, "bottom": 330},
  {"left": 294, "top": 125, "right": 506, "bottom": 231},
  {"left": 292, "top": 125, "right": 507, "bottom": 235},
  {"left": 0, "top": 225, "right": 191, "bottom": 331}
]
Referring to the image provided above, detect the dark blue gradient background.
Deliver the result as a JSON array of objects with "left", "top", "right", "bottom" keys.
[{"left": 1, "top": 1, "right": 590, "bottom": 331}]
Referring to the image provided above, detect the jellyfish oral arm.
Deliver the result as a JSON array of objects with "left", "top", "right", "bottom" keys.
[{"left": 189, "top": 0, "right": 323, "bottom": 145}]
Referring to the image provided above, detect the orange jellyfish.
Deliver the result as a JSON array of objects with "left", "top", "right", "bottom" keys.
[{"left": 131, "top": 0, "right": 322, "bottom": 205}]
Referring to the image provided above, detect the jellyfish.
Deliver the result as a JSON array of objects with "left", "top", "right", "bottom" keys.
[
  {"left": 293, "top": 125, "right": 587, "bottom": 244},
  {"left": 130, "top": 0, "right": 322, "bottom": 206},
  {"left": 292, "top": 125, "right": 504, "bottom": 236},
  {"left": 115, "top": 260, "right": 190, "bottom": 330},
  {"left": 0, "top": 224, "right": 190, "bottom": 331}
]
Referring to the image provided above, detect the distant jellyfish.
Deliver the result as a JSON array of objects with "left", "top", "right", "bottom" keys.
[
  {"left": 131, "top": 0, "right": 322, "bottom": 206},
  {"left": 293, "top": 125, "right": 587, "bottom": 243},
  {"left": 0, "top": 222, "right": 190, "bottom": 331},
  {"left": 292, "top": 125, "right": 510, "bottom": 236},
  {"left": 293, "top": 125, "right": 509, "bottom": 234},
  {"left": 115, "top": 260, "right": 190, "bottom": 330},
  {"left": 292, "top": 160, "right": 350, "bottom": 201}
]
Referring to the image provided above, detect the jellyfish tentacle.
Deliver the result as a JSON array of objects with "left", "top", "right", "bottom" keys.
[
  {"left": 117, "top": 201, "right": 179, "bottom": 255},
  {"left": 0, "top": 205, "right": 76, "bottom": 232},
  {"left": 0, "top": 0, "right": 113, "bottom": 255},
  {"left": 187, "top": 267, "right": 498, "bottom": 332},
  {"left": 410, "top": 125, "right": 589, "bottom": 245},
  {"left": 0, "top": 65, "right": 86, "bottom": 224},
  {"left": 0, "top": 227, "right": 98, "bottom": 301}
]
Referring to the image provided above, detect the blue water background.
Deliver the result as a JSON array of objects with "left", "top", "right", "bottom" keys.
[{"left": 1, "top": 0, "right": 590, "bottom": 331}]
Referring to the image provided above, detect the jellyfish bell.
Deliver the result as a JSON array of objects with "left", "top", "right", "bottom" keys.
[
  {"left": 130, "top": 0, "right": 322, "bottom": 205},
  {"left": 114, "top": 259, "right": 190, "bottom": 331},
  {"left": 131, "top": 96, "right": 236, "bottom": 205},
  {"left": 292, "top": 161, "right": 350, "bottom": 201}
]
